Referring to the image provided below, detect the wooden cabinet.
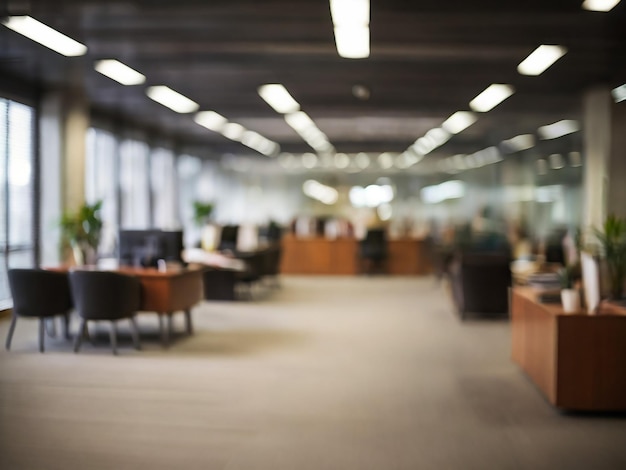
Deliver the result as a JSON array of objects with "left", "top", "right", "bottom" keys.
[{"left": 511, "top": 288, "right": 626, "bottom": 410}]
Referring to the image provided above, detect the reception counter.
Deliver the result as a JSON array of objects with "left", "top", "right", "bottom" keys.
[
  {"left": 511, "top": 287, "right": 626, "bottom": 411},
  {"left": 280, "top": 234, "right": 432, "bottom": 275}
]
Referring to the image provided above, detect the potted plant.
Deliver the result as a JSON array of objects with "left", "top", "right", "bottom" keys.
[
  {"left": 192, "top": 201, "right": 217, "bottom": 251},
  {"left": 59, "top": 200, "right": 103, "bottom": 266},
  {"left": 594, "top": 214, "right": 626, "bottom": 300},
  {"left": 559, "top": 264, "right": 580, "bottom": 313},
  {"left": 192, "top": 201, "right": 214, "bottom": 226}
]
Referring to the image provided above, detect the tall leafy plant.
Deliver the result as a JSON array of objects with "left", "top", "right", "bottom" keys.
[
  {"left": 594, "top": 214, "right": 626, "bottom": 299},
  {"left": 59, "top": 200, "right": 103, "bottom": 265}
]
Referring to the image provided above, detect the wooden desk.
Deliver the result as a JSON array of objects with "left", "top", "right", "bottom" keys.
[
  {"left": 511, "top": 287, "right": 626, "bottom": 410},
  {"left": 49, "top": 266, "right": 203, "bottom": 346},
  {"left": 280, "top": 235, "right": 432, "bottom": 275}
]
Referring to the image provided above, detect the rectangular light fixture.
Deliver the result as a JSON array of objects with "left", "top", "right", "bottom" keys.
[
  {"left": 1, "top": 15, "right": 87, "bottom": 56},
  {"left": 194, "top": 111, "right": 228, "bottom": 131},
  {"left": 285, "top": 111, "right": 316, "bottom": 131},
  {"left": 94, "top": 59, "right": 145, "bottom": 85},
  {"left": 146, "top": 86, "right": 199, "bottom": 113},
  {"left": 441, "top": 111, "right": 477, "bottom": 134},
  {"left": 333, "top": 26, "right": 370, "bottom": 59},
  {"left": 502, "top": 134, "right": 535, "bottom": 152},
  {"left": 582, "top": 0, "right": 621, "bottom": 11},
  {"left": 538, "top": 120, "right": 580, "bottom": 139},
  {"left": 221, "top": 123, "right": 246, "bottom": 141},
  {"left": 469, "top": 84, "right": 515, "bottom": 112},
  {"left": 517, "top": 45, "right": 567, "bottom": 76},
  {"left": 330, "top": 0, "right": 370, "bottom": 59},
  {"left": 612, "top": 84, "right": 626, "bottom": 103},
  {"left": 258, "top": 84, "right": 300, "bottom": 114}
]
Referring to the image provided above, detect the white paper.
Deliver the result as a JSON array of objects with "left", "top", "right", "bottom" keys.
[{"left": 581, "top": 251, "right": 600, "bottom": 314}]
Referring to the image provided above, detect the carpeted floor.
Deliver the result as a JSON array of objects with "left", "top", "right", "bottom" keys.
[{"left": 1, "top": 276, "right": 625, "bottom": 470}]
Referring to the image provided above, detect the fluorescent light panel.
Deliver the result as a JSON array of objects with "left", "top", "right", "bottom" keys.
[
  {"left": 612, "top": 84, "right": 626, "bottom": 103},
  {"left": 538, "top": 120, "right": 580, "bottom": 139},
  {"left": 582, "top": 0, "right": 621, "bottom": 11},
  {"left": 258, "top": 84, "right": 300, "bottom": 114},
  {"left": 469, "top": 84, "right": 515, "bottom": 112},
  {"left": 194, "top": 111, "right": 227, "bottom": 131},
  {"left": 146, "top": 86, "right": 199, "bottom": 113},
  {"left": 441, "top": 111, "right": 477, "bottom": 134},
  {"left": 330, "top": 0, "right": 370, "bottom": 59},
  {"left": 94, "top": 59, "right": 145, "bottom": 85},
  {"left": 333, "top": 26, "right": 370, "bottom": 59},
  {"left": 1, "top": 15, "right": 87, "bottom": 56},
  {"left": 517, "top": 45, "right": 567, "bottom": 76}
]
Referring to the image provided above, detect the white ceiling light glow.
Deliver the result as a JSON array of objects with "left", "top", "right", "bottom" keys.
[
  {"left": 303, "top": 180, "right": 338, "bottom": 205},
  {"left": 1, "top": 15, "right": 87, "bottom": 56},
  {"left": 330, "top": 0, "right": 370, "bottom": 59},
  {"left": 538, "top": 120, "right": 580, "bottom": 139},
  {"left": 221, "top": 123, "right": 246, "bottom": 141},
  {"left": 612, "top": 84, "right": 626, "bottom": 103},
  {"left": 469, "top": 84, "right": 515, "bottom": 112},
  {"left": 146, "top": 86, "right": 199, "bottom": 113},
  {"left": 517, "top": 45, "right": 567, "bottom": 76},
  {"left": 501, "top": 134, "right": 536, "bottom": 153},
  {"left": 194, "top": 111, "right": 228, "bottom": 132},
  {"left": 441, "top": 111, "right": 477, "bottom": 134},
  {"left": 258, "top": 84, "right": 300, "bottom": 114},
  {"left": 94, "top": 59, "right": 145, "bottom": 85},
  {"left": 582, "top": 0, "right": 621, "bottom": 11}
]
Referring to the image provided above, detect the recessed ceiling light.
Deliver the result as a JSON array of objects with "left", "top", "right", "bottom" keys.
[
  {"left": 469, "top": 84, "right": 515, "bottom": 112},
  {"left": 441, "top": 111, "right": 477, "bottom": 134},
  {"left": 1, "top": 15, "right": 87, "bottom": 56},
  {"left": 330, "top": 0, "right": 370, "bottom": 59},
  {"left": 501, "top": 134, "right": 536, "bottom": 152},
  {"left": 258, "top": 84, "right": 300, "bottom": 114},
  {"left": 517, "top": 45, "right": 567, "bottom": 76},
  {"left": 612, "top": 84, "right": 626, "bottom": 103},
  {"left": 194, "top": 111, "right": 228, "bottom": 132},
  {"left": 221, "top": 123, "right": 246, "bottom": 141},
  {"left": 146, "top": 86, "right": 199, "bottom": 113},
  {"left": 582, "top": 0, "right": 621, "bottom": 12},
  {"left": 94, "top": 59, "right": 145, "bottom": 85},
  {"left": 538, "top": 120, "right": 580, "bottom": 139}
]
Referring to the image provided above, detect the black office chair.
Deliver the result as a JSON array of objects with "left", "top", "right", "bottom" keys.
[
  {"left": 69, "top": 270, "right": 142, "bottom": 355},
  {"left": 359, "top": 228, "right": 388, "bottom": 274},
  {"left": 6, "top": 269, "right": 74, "bottom": 353}
]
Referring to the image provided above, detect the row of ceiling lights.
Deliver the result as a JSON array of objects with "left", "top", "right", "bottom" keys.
[
  {"left": 1, "top": 15, "right": 281, "bottom": 157},
  {"left": 2, "top": 1, "right": 622, "bottom": 162}
]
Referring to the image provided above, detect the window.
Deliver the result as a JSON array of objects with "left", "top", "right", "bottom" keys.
[
  {"left": 85, "top": 127, "right": 118, "bottom": 256},
  {"left": 120, "top": 138, "right": 150, "bottom": 229},
  {"left": 0, "top": 98, "right": 35, "bottom": 309}
]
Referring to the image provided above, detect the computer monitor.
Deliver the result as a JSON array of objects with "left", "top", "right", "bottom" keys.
[
  {"left": 118, "top": 229, "right": 184, "bottom": 267},
  {"left": 218, "top": 225, "right": 239, "bottom": 252}
]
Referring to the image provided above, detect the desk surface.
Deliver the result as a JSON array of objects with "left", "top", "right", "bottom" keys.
[{"left": 46, "top": 265, "right": 204, "bottom": 313}]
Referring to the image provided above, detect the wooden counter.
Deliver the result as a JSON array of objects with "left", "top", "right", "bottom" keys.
[
  {"left": 280, "top": 235, "right": 432, "bottom": 275},
  {"left": 511, "top": 287, "right": 626, "bottom": 410}
]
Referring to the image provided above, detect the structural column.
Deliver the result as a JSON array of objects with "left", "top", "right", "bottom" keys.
[{"left": 582, "top": 86, "right": 626, "bottom": 236}]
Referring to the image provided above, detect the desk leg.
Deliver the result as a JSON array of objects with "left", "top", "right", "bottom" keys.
[
  {"left": 157, "top": 313, "right": 169, "bottom": 348},
  {"left": 167, "top": 313, "right": 174, "bottom": 338},
  {"left": 184, "top": 309, "right": 193, "bottom": 335}
]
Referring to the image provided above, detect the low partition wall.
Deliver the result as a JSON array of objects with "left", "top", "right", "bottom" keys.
[{"left": 280, "top": 234, "right": 432, "bottom": 275}]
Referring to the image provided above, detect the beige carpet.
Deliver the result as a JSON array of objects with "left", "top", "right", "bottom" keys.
[{"left": 1, "top": 276, "right": 625, "bottom": 470}]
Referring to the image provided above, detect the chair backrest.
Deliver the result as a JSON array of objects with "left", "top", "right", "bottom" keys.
[
  {"left": 69, "top": 270, "right": 141, "bottom": 320},
  {"left": 359, "top": 228, "right": 388, "bottom": 258},
  {"left": 8, "top": 269, "right": 73, "bottom": 318}
]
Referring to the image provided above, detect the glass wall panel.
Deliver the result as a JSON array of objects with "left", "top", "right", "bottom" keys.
[
  {"left": 120, "top": 138, "right": 150, "bottom": 229},
  {"left": 0, "top": 98, "right": 35, "bottom": 309}
]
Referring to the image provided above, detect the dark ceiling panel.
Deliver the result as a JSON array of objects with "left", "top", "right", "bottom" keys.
[{"left": 0, "top": 0, "right": 624, "bottom": 159}]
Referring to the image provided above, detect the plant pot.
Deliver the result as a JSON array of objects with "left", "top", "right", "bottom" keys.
[
  {"left": 561, "top": 288, "right": 580, "bottom": 313},
  {"left": 72, "top": 241, "right": 98, "bottom": 266}
]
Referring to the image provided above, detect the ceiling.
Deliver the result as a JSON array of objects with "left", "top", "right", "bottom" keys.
[{"left": 1, "top": 0, "right": 625, "bottom": 171}]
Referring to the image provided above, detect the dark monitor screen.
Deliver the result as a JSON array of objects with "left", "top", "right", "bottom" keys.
[
  {"left": 118, "top": 230, "right": 184, "bottom": 267},
  {"left": 218, "top": 225, "right": 239, "bottom": 252}
]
